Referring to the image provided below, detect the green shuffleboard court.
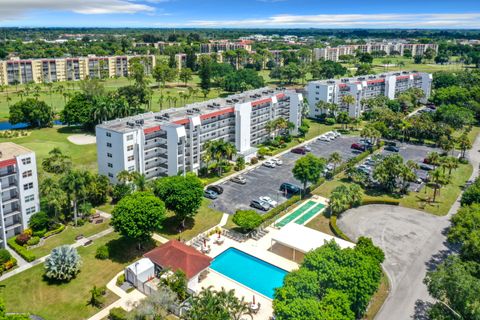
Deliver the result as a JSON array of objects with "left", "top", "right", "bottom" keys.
[
  {"left": 295, "top": 202, "right": 326, "bottom": 225},
  {"left": 276, "top": 200, "right": 316, "bottom": 228}
]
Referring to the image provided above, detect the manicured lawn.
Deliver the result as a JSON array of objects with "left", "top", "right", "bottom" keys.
[
  {"left": 29, "top": 219, "right": 111, "bottom": 258},
  {"left": 304, "top": 212, "right": 334, "bottom": 236},
  {"left": 0, "top": 126, "right": 97, "bottom": 174},
  {"left": 97, "top": 202, "right": 115, "bottom": 214},
  {"left": 158, "top": 199, "right": 223, "bottom": 241},
  {"left": 0, "top": 232, "right": 150, "bottom": 320},
  {"left": 314, "top": 163, "right": 473, "bottom": 216}
]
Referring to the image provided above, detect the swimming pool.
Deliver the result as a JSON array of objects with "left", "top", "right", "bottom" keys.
[{"left": 210, "top": 247, "right": 287, "bottom": 299}]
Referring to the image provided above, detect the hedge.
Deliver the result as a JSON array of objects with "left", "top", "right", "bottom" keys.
[
  {"left": 361, "top": 199, "right": 400, "bottom": 206},
  {"left": 44, "top": 224, "right": 65, "bottom": 238},
  {"left": 7, "top": 237, "right": 36, "bottom": 262},
  {"left": 329, "top": 216, "right": 352, "bottom": 242},
  {"left": 261, "top": 195, "right": 301, "bottom": 226}
]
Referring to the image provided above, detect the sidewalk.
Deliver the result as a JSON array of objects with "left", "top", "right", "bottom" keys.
[{"left": 0, "top": 228, "right": 114, "bottom": 282}]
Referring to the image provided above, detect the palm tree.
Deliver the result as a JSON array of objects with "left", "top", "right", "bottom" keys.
[
  {"left": 93, "top": 98, "right": 113, "bottom": 124},
  {"left": 40, "top": 177, "right": 67, "bottom": 221},
  {"left": 60, "top": 170, "right": 91, "bottom": 226},
  {"left": 430, "top": 169, "right": 449, "bottom": 202},
  {"left": 399, "top": 119, "right": 412, "bottom": 142},
  {"left": 426, "top": 152, "right": 441, "bottom": 169},
  {"left": 116, "top": 170, "right": 132, "bottom": 184},
  {"left": 341, "top": 94, "right": 356, "bottom": 117},
  {"left": 457, "top": 133, "right": 472, "bottom": 159},
  {"left": 328, "top": 152, "right": 342, "bottom": 173},
  {"left": 443, "top": 156, "right": 459, "bottom": 177},
  {"left": 131, "top": 172, "right": 148, "bottom": 191}
]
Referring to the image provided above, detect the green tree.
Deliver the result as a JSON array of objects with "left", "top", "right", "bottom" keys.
[
  {"left": 44, "top": 245, "right": 82, "bottom": 282},
  {"left": 42, "top": 147, "right": 72, "bottom": 174},
  {"left": 179, "top": 67, "right": 193, "bottom": 87},
  {"left": 232, "top": 210, "right": 263, "bottom": 232},
  {"left": 457, "top": 133, "right": 472, "bottom": 159},
  {"left": 373, "top": 154, "right": 405, "bottom": 193},
  {"left": 328, "top": 152, "right": 342, "bottom": 173},
  {"left": 88, "top": 285, "right": 105, "bottom": 308},
  {"left": 9, "top": 98, "right": 54, "bottom": 128},
  {"left": 28, "top": 211, "right": 51, "bottom": 232},
  {"left": 131, "top": 285, "right": 178, "bottom": 319},
  {"left": 152, "top": 62, "right": 177, "bottom": 92},
  {"left": 292, "top": 154, "right": 326, "bottom": 197},
  {"left": 60, "top": 169, "right": 92, "bottom": 226},
  {"left": 111, "top": 192, "right": 166, "bottom": 244},
  {"left": 153, "top": 174, "right": 203, "bottom": 228},
  {"left": 448, "top": 204, "right": 480, "bottom": 262}
]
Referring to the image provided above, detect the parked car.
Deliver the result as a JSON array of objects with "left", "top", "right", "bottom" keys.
[
  {"left": 304, "top": 145, "right": 312, "bottom": 152},
  {"left": 204, "top": 190, "right": 218, "bottom": 199},
  {"left": 263, "top": 160, "right": 276, "bottom": 168},
  {"left": 419, "top": 163, "right": 434, "bottom": 171},
  {"left": 384, "top": 145, "right": 400, "bottom": 152},
  {"left": 207, "top": 185, "right": 223, "bottom": 194},
  {"left": 259, "top": 196, "right": 278, "bottom": 208},
  {"left": 291, "top": 147, "right": 307, "bottom": 155},
  {"left": 423, "top": 158, "right": 431, "bottom": 164},
  {"left": 280, "top": 182, "right": 301, "bottom": 194},
  {"left": 318, "top": 135, "right": 331, "bottom": 142},
  {"left": 272, "top": 158, "right": 283, "bottom": 166},
  {"left": 250, "top": 199, "right": 270, "bottom": 211},
  {"left": 351, "top": 143, "right": 366, "bottom": 151},
  {"left": 231, "top": 175, "right": 247, "bottom": 184}
]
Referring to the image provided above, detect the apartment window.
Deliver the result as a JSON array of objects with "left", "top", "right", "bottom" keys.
[
  {"left": 127, "top": 156, "right": 134, "bottom": 162},
  {"left": 127, "top": 145, "right": 134, "bottom": 151},
  {"left": 106, "top": 132, "right": 111, "bottom": 137},
  {"left": 22, "top": 170, "right": 32, "bottom": 178},
  {"left": 108, "top": 173, "right": 113, "bottom": 178},
  {"left": 25, "top": 195, "right": 34, "bottom": 203},
  {"left": 126, "top": 134, "right": 133, "bottom": 141},
  {"left": 26, "top": 206, "right": 36, "bottom": 215},
  {"left": 22, "top": 157, "right": 31, "bottom": 165},
  {"left": 107, "top": 142, "right": 112, "bottom": 148},
  {"left": 23, "top": 182, "right": 34, "bottom": 190},
  {"left": 107, "top": 153, "right": 113, "bottom": 158},
  {"left": 128, "top": 166, "right": 135, "bottom": 172},
  {"left": 107, "top": 163, "right": 113, "bottom": 168}
]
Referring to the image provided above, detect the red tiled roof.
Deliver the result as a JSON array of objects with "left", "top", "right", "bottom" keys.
[
  {"left": 144, "top": 240, "right": 212, "bottom": 279},
  {"left": 200, "top": 107, "right": 235, "bottom": 120},
  {"left": 144, "top": 126, "right": 161, "bottom": 134},
  {"left": 251, "top": 97, "right": 272, "bottom": 107}
]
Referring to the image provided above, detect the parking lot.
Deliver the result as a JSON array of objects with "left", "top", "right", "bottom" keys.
[{"left": 209, "top": 135, "right": 360, "bottom": 214}]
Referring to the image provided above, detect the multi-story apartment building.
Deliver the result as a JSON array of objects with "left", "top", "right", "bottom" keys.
[
  {"left": 200, "top": 40, "right": 253, "bottom": 54},
  {"left": 0, "top": 143, "right": 39, "bottom": 248},
  {"left": 96, "top": 88, "right": 303, "bottom": 183},
  {"left": 313, "top": 43, "right": 438, "bottom": 62},
  {"left": 175, "top": 52, "right": 223, "bottom": 70},
  {"left": 0, "top": 55, "right": 156, "bottom": 86},
  {"left": 306, "top": 71, "right": 432, "bottom": 118}
]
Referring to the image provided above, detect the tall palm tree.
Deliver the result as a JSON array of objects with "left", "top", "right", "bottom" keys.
[
  {"left": 131, "top": 172, "right": 148, "bottom": 191},
  {"left": 116, "top": 170, "right": 132, "bottom": 184},
  {"left": 430, "top": 169, "right": 449, "bottom": 202},
  {"left": 443, "top": 156, "right": 459, "bottom": 177},
  {"left": 341, "top": 94, "right": 356, "bottom": 116},
  {"left": 328, "top": 152, "right": 342, "bottom": 173},
  {"left": 457, "top": 134, "right": 472, "bottom": 159},
  {"left": 60, "top": 170, "right": 91, "bottom": 226},
  {"left": 426, "top": 152, "right": 441, "bottom": 169}
]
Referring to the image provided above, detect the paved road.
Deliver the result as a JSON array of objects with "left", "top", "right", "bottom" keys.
[{"left": 337, "top": 134, "right": 480, "bottom": 320}]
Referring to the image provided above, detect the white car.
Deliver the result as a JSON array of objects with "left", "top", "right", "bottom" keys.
[
  {"left": 326, "top": 132, "right": 337, "bottom": 139},
  {"left": 318, "top": 135, "right": 331, "bottom": 142},
  {"left": 262, "top": 160, "right": 276, "bottom": 168},
  {"left": 272, "top": 158, "right": 283, "bottom": 166},
  {"left": 333, "top": 131, "right": 341, "bottom": 137},
  {"left": 304, "top": 145, "right": 312, "bottom": 152},
  {"left": 259, "top": 196, "right": 278, "bottom": 208}
]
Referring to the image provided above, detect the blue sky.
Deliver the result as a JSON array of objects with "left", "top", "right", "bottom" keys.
[{"left": 0, "top": 0, "right": 479, "bottom": 28}]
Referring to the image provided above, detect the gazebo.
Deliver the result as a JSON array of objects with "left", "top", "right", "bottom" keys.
[{"left": 270, "top": 223, "right": 355, "bottom": 261}]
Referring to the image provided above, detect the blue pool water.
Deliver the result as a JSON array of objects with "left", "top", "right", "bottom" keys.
[
  {"left": 0, "top": 120, "right": 63, "bottom": 130},
  {"left": 210, "top": 247, "right": 287, "bottom": 299}
]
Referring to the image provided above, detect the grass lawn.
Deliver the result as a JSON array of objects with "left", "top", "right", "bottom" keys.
[
  {"left": 29, "top": 219, "right": 111, "bottom": 258},
  {"left": 304, "top": 212, "right": 334, "bottom": 236},
  {"left": 0, "top": 126, "right": 97, "bottom": 175},
  {"left": 364, "top": 272, "right": 390, "bottom": 320},
  {"left": 158, "top": 199, "right": 223, "bottom": 241},
  {"left": 97, "top": 202, "right": 115, "bottom": 214},
  {"left": 314, "top": 162, "right": 473, "bottom": 216},
  {"left": 0, "top": 232, "right": 151, "bottom": 320}
]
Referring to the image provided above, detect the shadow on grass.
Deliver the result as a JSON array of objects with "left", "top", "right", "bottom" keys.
[
  {"left": 106, "top": 237, "right": 156, "bottom": 264},
  {"left": 57, "top": 126, "right": 90, "bottom": 134},
  {"left": 42, "top": 273, "right": 80, "bottom": 286},
  {"left": 158, "top": 216, "right": 196, "bottom": 238}
]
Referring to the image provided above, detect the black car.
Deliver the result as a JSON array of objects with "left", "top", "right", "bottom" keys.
[
  {"left": 207, "top": 185, "right": 224, "bottom": 194},
  {"left": 384, "top": 145, "right": 400, "bottom": 152},
  {"left": 280, "top": 182, "right": 301, "bottom": 194}
]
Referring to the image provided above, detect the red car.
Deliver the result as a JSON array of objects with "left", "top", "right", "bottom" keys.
[
  {"left": 423, "top": 158, "right": 431, "bottom": 164},
  {"left": 291, "top": 147, "right": 307, "bottom": 155},
  {"left": 351, "top": 143, "right": 366, "bottom": 151}
]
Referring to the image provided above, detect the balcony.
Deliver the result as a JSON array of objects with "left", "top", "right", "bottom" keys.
[
  {"left": 5, "top": 221, "right": 22, "bottom": 231},
  {"left": 3, "top": 210, "right": 20, "bottom": 219},
  {"left": 0, "top": 169, "right": 16, "bottom": 178},
  {"left": 1, "top": 194, "right": 19, "bottom": 205}
]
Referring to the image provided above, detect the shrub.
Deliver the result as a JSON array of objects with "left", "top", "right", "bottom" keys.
[
  {"left": 232, "top": 210, "right": 263, "bottom": 232},
  {"left": 29, "top": 211, "right": 51, "bottom": 232},
  {"left": 33, "top": 229, "right": 47, "bottom": 238},
  {"left": 15, "top": 233, "right": 31, "bottom": 246},
  {"left": 361, "top": 199, "right": 400, "bottom": 206},
  {"left": 325, "top": 117, "right": 336, "bottom": 125},
  {"left": 116, "top": 274, "right": 125, "bottom": 286},
  {"left": 109, "top": 307, "right": 128, "bottom": 320},
  {"left": 44, "top": 245, "right": 82, "bottom": 281},
  {"left": 7, "top": 238, "right": 36, "bottom": 262},
  {"left": 23, "top": 228, "right": 33, "bottom": 237},
  {"left": 27, "top": 236, "right": 40, "bottom": 246},
  {"left": 4, "top": 258, "right": 17, "bottom": 270},
  {"left": 329, "top": 216, "right": 352, "bottom": 242},
  {"left": 234, "top": 156, "right": 246, "bottom": 171},
  {"left": 44, "top": 224, "right": 65, "bottom": 238},
  {"left": 95, "top": 245, "right": 109, "bottom": 260},
  {"left": 0, "top": 249, "right": 12, "bottom": 264},
  {"left": 250, "top": 157, "right": 258, "bottom": 164}
]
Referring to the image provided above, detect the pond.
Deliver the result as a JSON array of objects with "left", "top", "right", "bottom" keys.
[{"left": 0, "top": 120, "right": 63, "bottom": 131}]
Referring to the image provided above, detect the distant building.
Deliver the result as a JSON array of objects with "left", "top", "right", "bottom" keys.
[
  {"left": 306, "top": 71, "right": 432, "bottom": 118},
  {"left": 200, "top": 40, "right": 252, "bottom": 54},
  {"left": 0, "top": 143, "right": 39, "bottom": 247},
  {"left": 96, "top": 87, "right": 303, "bottom": 183},
  {"left": 0, "top": 55, "right": 156, "bottom": 86},
  {"left": 313, "top": 43, "right": 439, "bottom": 62}
]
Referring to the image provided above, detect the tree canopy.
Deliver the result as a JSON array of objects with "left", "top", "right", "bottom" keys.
[
  {"left": 292, "top": 154, "right": 326, "bottom": 195},
  {"left": 9, "top": 98, "right": 54, "bottom": 128}
]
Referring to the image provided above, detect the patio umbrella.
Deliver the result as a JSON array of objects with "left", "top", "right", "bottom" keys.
[
  {"left": 203, "top": 239, "right": 207, "bottom": 247},
  {"left": 253, "top": 295, "right": 255, "bottom": 305}
]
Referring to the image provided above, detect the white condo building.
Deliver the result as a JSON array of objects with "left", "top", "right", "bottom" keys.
[
  {"left": 0, "top": 143, "right": 39, "bottom": 248},
  {"left": 306, "top": 71, "right": 432, "bottom": 118},
  {"left": 96, "top": 87, "right": 303, "bottom": 183}
]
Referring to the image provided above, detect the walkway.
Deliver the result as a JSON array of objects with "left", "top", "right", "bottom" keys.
[
  {"left": 87, "top": 271, "right": 145, "bottom": 320},
  {"left": 0, "top": 228, "right": 114, "bottom": 282}
]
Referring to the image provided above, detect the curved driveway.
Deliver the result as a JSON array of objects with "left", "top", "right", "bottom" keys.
[{"left": 337, "top": 135, "right": 480, "bottom": 320}]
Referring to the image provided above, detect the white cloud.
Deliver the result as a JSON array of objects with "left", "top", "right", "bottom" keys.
[
  {"left": 0, "top": 0, "right": 155, "bottom": 21},
  {"left": 184, "top": 13, "right": 480, "bottom": 28}
]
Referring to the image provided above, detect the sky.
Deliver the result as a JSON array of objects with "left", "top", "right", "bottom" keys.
[{"left": 0, "top": 0, "right": 479, "bottom": 28}]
